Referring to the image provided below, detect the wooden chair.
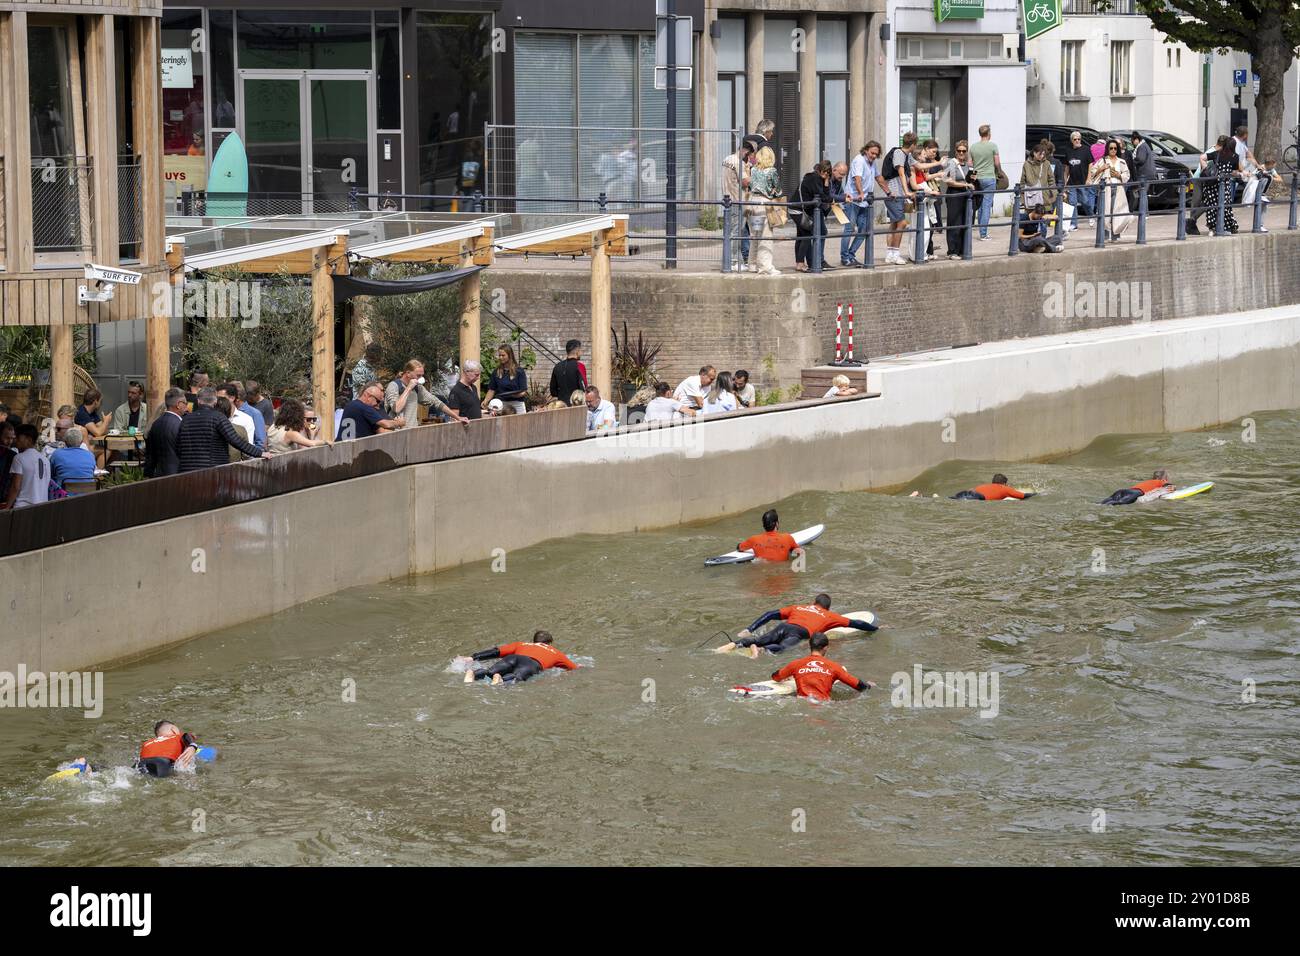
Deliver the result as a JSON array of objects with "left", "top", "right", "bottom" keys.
[{"left": 62, "top": 479, "right": 99, "bottom": 496}]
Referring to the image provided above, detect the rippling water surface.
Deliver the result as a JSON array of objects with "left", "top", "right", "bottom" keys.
[{"left": 2, "top": 411, "right": 1299, "bottom": 866}]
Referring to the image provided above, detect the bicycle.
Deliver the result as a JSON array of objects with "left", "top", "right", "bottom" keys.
[
  {"left": 1025, "top": 2, "right": 1057, "bottom": 24},
  {"left": 1282, "top": 126, "right": 1298, "bottom": 174}
]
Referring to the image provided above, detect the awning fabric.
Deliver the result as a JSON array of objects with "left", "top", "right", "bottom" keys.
[{"left": 332, "top": 265, "right": 483, "bottom": 303}]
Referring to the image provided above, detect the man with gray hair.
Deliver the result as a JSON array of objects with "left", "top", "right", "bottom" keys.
[
  {"left": 177, "top": 386, "right": 265, "bottom": 471},
  {"left": 447, "top": 360, "right": 483, "bottom": 420},
  {"left": 49, "top": 425, "right": 97, "bottom": 487},
  {"left": 145, "top": 387, "right": 189, "bottom": 477}
]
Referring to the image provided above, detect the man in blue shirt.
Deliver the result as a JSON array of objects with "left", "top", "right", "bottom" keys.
[
  {"left": 842, "top": 142, "right": 880, "bottom": 267},
  {"left": 338, "top": 382, "right": 404, "bottom": 440},
  {"left": 49, "top": 426, "right": 97, "bottom": 487}
]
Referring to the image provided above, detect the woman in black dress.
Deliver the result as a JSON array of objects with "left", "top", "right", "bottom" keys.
[
  {"left": 1205, "top": 137, "right": 1240, "bottom": 234},
  {"left": 794, "top": 161, "right": 833, "bottom": 272}
]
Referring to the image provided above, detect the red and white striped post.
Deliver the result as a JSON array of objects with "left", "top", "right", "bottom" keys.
[
  {"left": 846, "top": 303, "right": 855, "bottom": 362},
  {"left": 834, "top": 302, "right": 844, "bottom": 363}
]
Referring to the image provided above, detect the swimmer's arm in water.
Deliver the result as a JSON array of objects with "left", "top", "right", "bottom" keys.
[
  {"left": 469, "top": 646, "right": 504, "bottom": 662},
  {"left": 554, "top": 652, "right": 580, "bottom": 670},
  {"left": 176, "top": 732, "right": 199, "bottom": 770},
  {"left": 847, "top": 618, "right": 879, "bottom": 633},
  {"left": 739, "top": 610, "right": 782, "bottom": 638}
]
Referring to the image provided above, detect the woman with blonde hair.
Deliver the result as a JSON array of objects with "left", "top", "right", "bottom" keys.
[
  {"left": 748, "top": 146, "right": 783, "bottom": 276},
  {"left": 483, "top": 344, "right": 528, "bottom": 415}
]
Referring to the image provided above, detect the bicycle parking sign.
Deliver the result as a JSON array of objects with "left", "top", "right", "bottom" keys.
[{"left": 1022, "top": 0, "right": 1062, "bottom": 41}]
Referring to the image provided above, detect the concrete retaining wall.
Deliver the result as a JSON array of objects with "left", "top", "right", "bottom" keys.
[
  {"left": 488, "top": 230, "right": 1300, "bottom": 388},
  {"left": 3, "top": 306, "right": 1297, "bottom": 672}
]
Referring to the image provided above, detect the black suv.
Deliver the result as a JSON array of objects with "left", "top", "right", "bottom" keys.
[{"left": 1026, "top": 124, "right": 1190, "bottom": 208}]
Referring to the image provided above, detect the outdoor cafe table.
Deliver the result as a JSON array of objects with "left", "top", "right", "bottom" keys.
[{"left": 94, "top": 432, "right": 146, "bottom": 458}]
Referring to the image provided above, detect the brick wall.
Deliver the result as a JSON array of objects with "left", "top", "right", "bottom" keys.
[{"left": 486, "top": 231, "right": 1300, "bottom": 390}]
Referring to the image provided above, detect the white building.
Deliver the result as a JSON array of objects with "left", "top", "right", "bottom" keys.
[
  {"left": 885, "top": 0, "right": 1027, "bottom": 182},
  {"left": 1028, "top": 0, "right": 1299, "bottom": 153}
]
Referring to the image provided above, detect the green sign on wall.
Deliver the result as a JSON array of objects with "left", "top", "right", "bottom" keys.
[
  {"left": 1022, "top": 0, "right": 1063, "bottom": 41},
  {"left": 935, "top": 0, "right": 985, "bottom": 21}
]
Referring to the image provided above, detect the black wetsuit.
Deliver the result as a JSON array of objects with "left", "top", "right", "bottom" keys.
[
  {"left": 468, "top": 649, "right": 543, "bottom": 684},
  {"left": 736, "top": 622, "right": 810, "bottom": 654},
  {"left": 1100, "top": 487, "right": 1152, "bottom": 505},
  {"left": 951, "top": 490, "right": 986, "bottom": 500},
  {"left": 735, "top": 608, "right": 878, "bottom": 654},
  {"left": 136, "top": 758, "right": 177, "bottom": 778}
]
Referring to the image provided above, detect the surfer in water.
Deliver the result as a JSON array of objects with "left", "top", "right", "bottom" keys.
[
  {"left": 950, "top": 474, "right": 1035, "bottom": 501},
  {"left": 459, "top": 630, "right": 580, "bottom": 685},
  {"left": 714, "top": 593, "right": 879, "bottom": 658},
  {"left": 1099, "top": 469, "right": 1172, "bottom": 506},
  {"left": 136, "top": 721, "right": 201, "bottom": 778},
  {"left": 772, "top": 633, "right": 875, "bottom": 702},
  {"left": 736, "top": 509, "right": 804, "bottom": 562}
]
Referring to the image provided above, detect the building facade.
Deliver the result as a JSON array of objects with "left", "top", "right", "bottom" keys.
[
  {"left": 1027, "top": 0, "right": 1299, "bottom": 153},
  {"left": 1, "top": 0, "right": 171, "bottom": 413}
]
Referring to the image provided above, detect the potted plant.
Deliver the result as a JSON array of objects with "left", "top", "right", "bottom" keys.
[{"left": 611, "top": 322, "right": 662, "bottom": 407}]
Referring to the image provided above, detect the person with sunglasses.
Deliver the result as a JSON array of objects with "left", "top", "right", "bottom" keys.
[
  {"left": 1064, "top": 131, "right": 1095, "bottom": 232},
  {"left": 942, "top": 140, "right": 976, "bottom": 259},
  {"left": 1086, "top": 139, "right": 1134, "bottom": 241},
  {"left": 337, "top": 382, "right": 405, "bottom": 441}
]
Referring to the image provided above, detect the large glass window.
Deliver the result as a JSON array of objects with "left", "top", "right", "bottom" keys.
[
  {"left": 236, "top": 10, "right": 372, "bottom": 70},
  {"left": 764, "top": 19, "right": 797, "bottom": 73},
  {"left": 416, "top": 13, "right": 493, "bottom": 198},
  {"left": 161, "top": 10, "right": 206, "bottom": 197},
  {"left": 1062, "top": 40, "right": 1084, "bottom": 97},
  {"left": 1110, "top": 41, "right": 1132, "bottom": 96},
  {"left": 716, "top": 17, "right": 746, "bottom": 136},
  {"left": 899, "top": 77, "right": 954, "bottom": 150},
  {"left": 210, "top": 10, "right": 237, "bottom": 130},
  {"left": 376, "top": 10, "right": 401, "bottom": 130},
  {"left": 29, "top": 22, "right": 92, "bottom": 259}
]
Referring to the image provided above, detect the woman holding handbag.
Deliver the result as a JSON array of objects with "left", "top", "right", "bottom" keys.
[
  {"left": 1086, "top": 139, "right": 1134, "bottom": 241},
  {"left": 794, "top": 160, "right": 833, "bottom": 272},
  {"left": 749, "top": 146, "right": 783, "bottom": 276},
  {"left": 942, "top": 140, "right": 977, "bottom": 259}
]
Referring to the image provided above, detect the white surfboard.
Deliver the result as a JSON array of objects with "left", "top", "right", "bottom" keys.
[
  {"left": 1164, "top": 481, "right": 1213, "bottom": 501},
  {"left": 704, "top": 524, "right": 825, "bottom": 566},
  {"left": 718, "top": 610, "right": 876, "bottom": 655},
  {"left": 728, "top": 678, "right": 795, "bottom": 698},
  {"left": 1138, "top": 485, "right": 1175, "bottom": 503}
]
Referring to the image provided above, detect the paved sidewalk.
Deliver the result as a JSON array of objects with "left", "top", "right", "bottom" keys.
[{"left": 495, "top": 201, "right": 1293, "bottom": 275}]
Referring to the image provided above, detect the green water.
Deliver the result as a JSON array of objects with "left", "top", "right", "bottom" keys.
[{"left": 2, "top": 411, "right": 1298, "bottom": 866}]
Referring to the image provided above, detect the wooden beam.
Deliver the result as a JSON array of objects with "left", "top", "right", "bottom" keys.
[
  {"left": 133, "top": 15, "right": 164, "bottom": 269},
  {"left": 311, "top": 243, "right": 337, "bottom": 441},
  {"left": 149, "top": 238, "right": 185, "bottom": 413},
  {"left": 4, "top": 12, "right": 34, "bottom": 272},
  {"left": 85, "top": 15, "right": 118, "bottom": 265},
  {"left": 590, "top": 228, "right": 612, "bottom": 400},
  {"left": 493, "top": 220, "right": 627, "bottom": 258},
  {"left": 458, "top": 241, "right": 480, "bottom": 390},
  {"left": 50, "top": 324, "right": 74, "bottom": 413}
]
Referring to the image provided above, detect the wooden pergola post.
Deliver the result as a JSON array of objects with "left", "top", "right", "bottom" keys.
[
  {"left": 458, "top": 240, "right": 480, "bottom": 392},
  {"left": 154, "top": 237, "right": 185, "bottom": 413},
  {"left": 590, "top": 228, "right": 612, "bottom": 399},
  {"left": 312, "top": 243, "right": 337, "bottom": 441},
  {"left": 50, "top": 326, "right": 75, "bottom": 413}
]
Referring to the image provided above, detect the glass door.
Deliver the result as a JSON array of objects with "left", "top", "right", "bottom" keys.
[
  {"left": 239, "top": 72, "right": 374, "bottom": 214},
  {"left": 309, "top": 77, "right": 372, "bottom": 213},
  {"left": 240, "top": 76, "right": 305, "bottom": 209}
]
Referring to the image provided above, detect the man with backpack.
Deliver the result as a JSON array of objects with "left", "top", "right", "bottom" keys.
[{"left": 875, "top": 132, "right": 917, "bottom": 265}]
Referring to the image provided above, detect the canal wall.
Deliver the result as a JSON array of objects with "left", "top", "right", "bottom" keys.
[{"left": 2, "top": 305, "right": 1297, "bottom": 673}]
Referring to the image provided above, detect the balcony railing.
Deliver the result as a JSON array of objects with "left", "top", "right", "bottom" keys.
[
  {"left": 1063, "top": 0, "right": 1137, "bottom": 13},
  {"left": 118, "top": 156, "right": 143, "bottom": 262},
  {"left": 31, "top": 155, "right": 95, "bottom": 258}
]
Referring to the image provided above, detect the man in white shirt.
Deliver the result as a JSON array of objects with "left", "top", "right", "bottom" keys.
[
  {"left": 842, "top": 141, "right": 880, "bottom": 267},
  {"left": 673, "top": 365, "right": 716, "bottom": 410},
  {"left": 645, "top": 381, "right": 697, "bottom": 422},
  {"left": 733, "top": 369, "right": 757, "bottom": 408},
  {"left": 2, "top": 424, "right": 50, "bottom": 510},
  {"left": 585, "top": 386, "right": 617, "bottom": 433},
  {"left": 217, "top": 382, "right": 260, "bottom": 450}
]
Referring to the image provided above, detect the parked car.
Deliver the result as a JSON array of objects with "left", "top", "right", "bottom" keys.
[
  {"left": 1103, "top": 130, "right": 1198, "bottom": 207},
  {"left": 1024, "top": 124, "right": 1191, "bottom": 209}
]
